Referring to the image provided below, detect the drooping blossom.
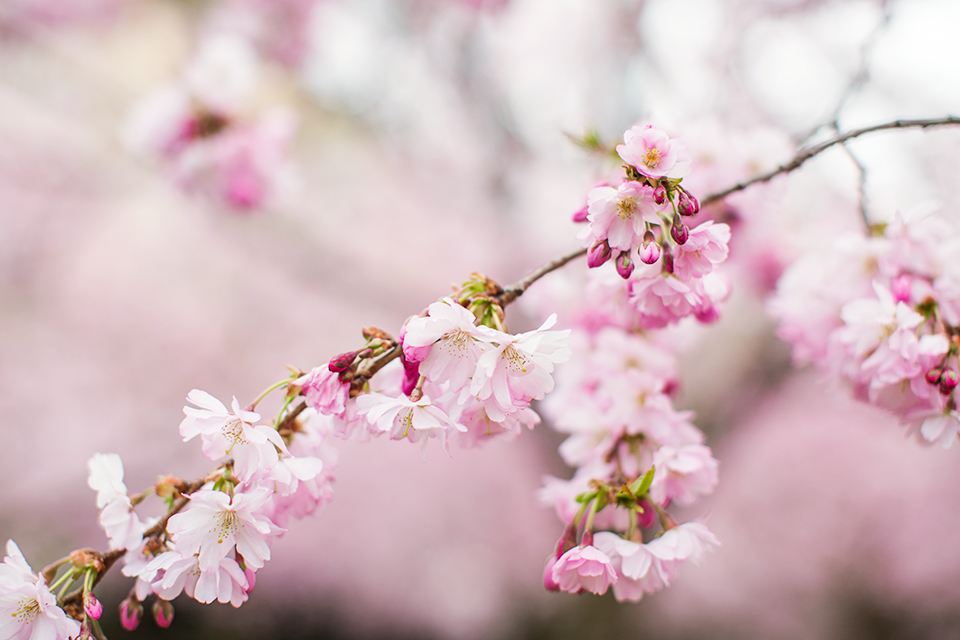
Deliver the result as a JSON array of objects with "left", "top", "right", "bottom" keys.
[{"left": 550, "top": 544, "right": 618, "bottom": 595}]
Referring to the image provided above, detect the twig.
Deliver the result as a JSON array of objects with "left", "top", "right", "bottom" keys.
[
  {"left": 701, "top": 116, "right": 960, "bottom": 206},
  {"left": 496, "top": 247, "right": 588, "bottom": 307}
]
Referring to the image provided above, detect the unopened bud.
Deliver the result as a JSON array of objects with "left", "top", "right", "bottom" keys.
[
  {"left": 328, "top": 350, "right": 361, "bottom": 373},
  {"left": 671, "top": 214, "right": 689, "bottom": 245},
  {"left": 580, "top": 530, "right": 594, "bottom": 547},
  {"left": 154, "top": 475, "right": 184, "bottom": 499},
  {"left": 120, "top": 597, "right": 143, "bottom": 631},
  {"left": 572, "top": 204, "right": 589, "bottom": 223},
  {"left": 542, "top": 557, "right": 560, "bottom": 591},
  {"left": 636, "top": 499, "right": 657, "bottom": 530},
  {"left": 678, "top": 190, "right": 700, "bottom": 216},
  {"left": 891, "top": 274, "right": 911, "bottom": 304},
  {"left": 243, "top": 564, "right": 257, "bottom": 595},
  {"left": 940, "top": 368, "right": 958, "bottom": 395},
  {"left": 587, "top": 240, "right": 612, "bottom": 269},
  {"left": 662, "top": 250, "right": 675, "bottom": 274},
  {"left": 926, "top": 367, "right": 943, "bottom": 385},
  {"left": 653, "top": 183, "right": 667, "bottom": 205},
  {"left": 83, "top": 591, "right": 102, "bottom": 620},
  {"left": 152, "top": 599, "right": 174, "bottom": 629},
  {"left": 69, "top": 550, "right": 103, "bottom": 572},
  {"left": 638, "top": 231, "right": 661, "bottom": 264},
  {"left": 615, "top": 251, "right": 634, "bottom": 280}
]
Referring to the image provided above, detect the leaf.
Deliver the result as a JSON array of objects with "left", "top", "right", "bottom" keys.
[{"left": 630, "top": 465, "right": 655, "bottom": 496}]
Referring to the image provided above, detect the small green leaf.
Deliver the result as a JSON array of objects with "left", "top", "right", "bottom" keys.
[{"left": 630, "top": 465, "right": 656, "bottom": 496}]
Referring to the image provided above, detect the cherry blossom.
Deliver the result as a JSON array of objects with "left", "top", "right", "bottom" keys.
[
  {"left": 616, "top": 125, "right": 692, "bottom": 179},
  {"left": 0, "top": 541, "right": 81, "bottom": 640},
  {"left": 551, "top": 544, "right": 618, "bottom": 595}
]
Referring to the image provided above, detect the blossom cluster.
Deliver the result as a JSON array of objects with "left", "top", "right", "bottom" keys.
[
  {"left": 576, "top": 125, "right": 732, "bottom": 328},
  {"left": 529, "top": 125, "right": 722, "bottom": 603},
  {"left": 298, "top": 291, "right": 571, "bottom": 451},
  {"left": 769, "top": 206, "right": 960, "bottom": 448},
  {"left": 537, "top": 326, "right": 720, "bottom": 601},
  {"left": 86, "top": 392, "right": 335, "bottom": 627},
  {"left": 123, "top": 34, "right": 298, "bottom": 211}
]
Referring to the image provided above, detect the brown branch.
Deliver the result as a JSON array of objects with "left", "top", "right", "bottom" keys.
[
  {"left": 701, "top": 116, "right": 960, "bottom": 206},
  {"left": 496, "top": 247, "right": 588, "bottom": 307}
]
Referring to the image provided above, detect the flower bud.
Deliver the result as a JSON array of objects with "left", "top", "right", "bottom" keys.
[
  {"left": 244, "top": 564, "right": 257, "bottom": 595},
  {"left": 638, "top": 231, "right": 661, "bottom": 264},
  {"left": 154, "top": 475, "right": 184, "bottom": 499},
  {"left": 662, "top": 250, "right": 675, "bottom": 274},
  {"left": 677, "top": 191, "right": 696, "bottom": 216},
  {"left": 120, "top": 597, "right": 143, "bottom": 631},
  {"left": 152, "top": 599, "right": 174, "bottom": 629},
  {"left": 83, "top": 591, "right": 102, "bottom": 620},
  {"left": 586, "top": 239, "right": 612, "bottom": 269},
  {"left": 670, "top": 214, "right": 689, "bottom": 245},
  {"left": 926, "top": 367, "right": 943, "bottom": 385},
  {"left": 572, "top": 204, "right": 589, "bottom": 223},
  {"left": 636, "top": 499, "right": 657, "bottom": 530},
  {"left": 615, "top": 251, "right": 634, "bottom": 280},
  {"left": 328, "top": 350, "right": 361, "bottom": 373},
  {"left": 891, "top": 274, "right": 912, "bottom": 304},
  {"left": 580, "top": 529, "right": 594, "bottom": 547},
  {"left": 653, "top": 183, "right": 667, "bottom": 205},
  {"left": 542, "top": 557, "right": 560, "bottom": 591},
  {"left": 940, "top": 368, "right": 958, "bottom": 395}
]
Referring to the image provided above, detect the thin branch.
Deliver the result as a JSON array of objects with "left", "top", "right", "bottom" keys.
[
  {"left": 496, "top": 247, "right": 588, "bottom": 307},
  {"left": 701, "top": 116, "right": 960, "bottom": 206}
]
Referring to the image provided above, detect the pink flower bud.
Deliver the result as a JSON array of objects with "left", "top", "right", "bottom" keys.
[
  {"left": 580, "top": 530, "right": 594, "bottom": 547},
  {"left": 400, "top": 351, "right": 421, "bottom": 397},
  {"left": 120, "top": 597, "right": 142, "bottom": 631},
  {"left": 677, "top": 191, "right": 696, "bottom": 216},
  {"left": 638, "top": 231, "right": 661, "bottom": 264},
  {"left": 662, "top": 250, "right": 675, "bottom": 274},
  {"left": 587, "top": 240, "right": 612, "bottom": 269},
  {"left": 671, "top": 215, "right": 689, "bottom": 244},
  {"left": 328, "top": 350, "right": 361, "bottom": 373},
  {"left": 615, "top": 251, "right": 634, "bottom": 279},
  {"left": 653, "top": 183, "right": 667, "bottom": 205},
  {"left": 636, "top": 499, "right": 657, "bottom": 529},
  {"left": 689, "top": 194, "right": 700, "bottom": 214},
  {"left": 940, "top": 369, "right": 958, "bottom": 395},
  {"left": 83, "top": 591, "right": 102, "bottom": 620},
  {"left": 244, "top": 565, "right": 257, "bottom": 595},
  {"left": 542, "top": 557, "right": 560, "bottom": 591},
  {"left": 572, "top": 204, "right": 589, "bottom": 223},
  {"left": 926, "top": 367, "right": 943, "bottom": 385},
  {"left": 891, "top": 274, "right": 912, "bottom": 304},
  {"left": 152, "top": 599, "right": 174, "bottom": 629}
]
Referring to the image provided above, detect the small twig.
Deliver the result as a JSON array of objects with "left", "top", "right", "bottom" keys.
[
  {"left": 701, "top": 116, "right": 960, "bottom": 206},
  {"left": 496, "top": 247, "right": 588, "bottom": 307}
]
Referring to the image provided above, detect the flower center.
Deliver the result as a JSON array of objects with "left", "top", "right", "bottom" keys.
[
  {"left": 14, "top": 597, "right": 39, "bottom": 624},
  {"left": 214, "top": 510, "right": 240, "bottom": 544},
  {"left": 441, "top": 329, "right": 471, "bottom": 359},
  {"left": 399, "top": 407, "right": 415, "bottom": 437},
  {"left": 503, "top": 345, "right": 529, "bottom": 374},
  {"left": 643, "top": 147, "right": 662, "bottom": 168},
  {"left": 222, "top": 419, "right": 248, "bottom": 455},
  {"left": 616, "top": 197, "right": 638, "bottom": 219}
]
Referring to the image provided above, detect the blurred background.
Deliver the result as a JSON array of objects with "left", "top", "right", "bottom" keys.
[{"left": 2, "top": 0, "right": 960, "bottom": 638}]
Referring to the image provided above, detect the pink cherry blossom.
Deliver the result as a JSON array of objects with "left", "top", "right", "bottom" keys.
[
  {"left": 166, "top": 488, "right": 279, "bottom": 573},
  {"left": 296, "top": 366, "right": 350, "bottom": 416},
  {"left": 649, "top": 444, "right": 719, "bottom": 506},
  {"left": 147, "top": 551, "right": 249, "bottom": 608},
  {"left": 402, "top": 298, "right": 491, "bottom": 390},
  {"left": 469, "top": 315, "right": 571, "bottom": 421},
  {"left": 0, "top": 540, "right": 82, "bottom": 640},
  {"left": 179, "top": 390, "right": 289, "bottom": 482},
  {"left": 581, "top": 181, "right": 665, "bottom": 253},
  {"left": 616, "top": 125, "right": 691, "bottom": 179},
  {"left": 356, "top": 392, "right": 465, "bottom": 451},
  {"left": 551, "top": 544, "right": 618, "bottom": 595}
]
